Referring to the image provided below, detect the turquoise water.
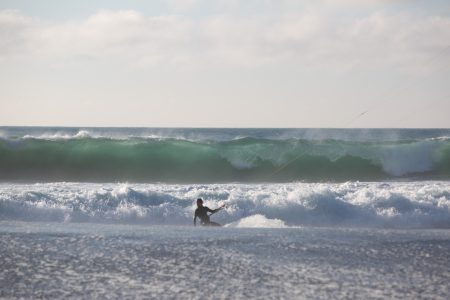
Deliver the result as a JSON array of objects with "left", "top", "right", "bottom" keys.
[{"left": 1, "top": 127, "right": 449, "bottom": 182}]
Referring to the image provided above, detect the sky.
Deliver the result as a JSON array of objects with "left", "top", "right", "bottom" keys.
[{"left": 0, "top": 0, "right": 449, "bottom": 128}]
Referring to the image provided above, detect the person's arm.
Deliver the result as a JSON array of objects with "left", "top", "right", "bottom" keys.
[
  {"left": 206, "top": 205, "right": 225, "bottom": 214},
  {"left": 193, "top": 211, "right": 197, "bottom": 226},
  {"left": 206, "top": 207, "right": 216, "bottom": 213}
]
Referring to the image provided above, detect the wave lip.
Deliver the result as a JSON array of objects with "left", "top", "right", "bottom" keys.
[{"left": 21, "top": 130, "right": 94, "bottom": 140}]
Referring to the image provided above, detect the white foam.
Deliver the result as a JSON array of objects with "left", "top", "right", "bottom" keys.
[
  {"left": 17, "top": 131, "right": 197, "bottom": 142},
  {"left": 225, "top": 214, "right": 287, "bottom": 228},
  {"left": 1, "top": 181, "right": 449, "bottom": 228},
  {"left": 73, "top": 130, "right": 91, "bottom": 139},
  {"left": 22, "top": 130, "right": 94, "bottom": 140}
]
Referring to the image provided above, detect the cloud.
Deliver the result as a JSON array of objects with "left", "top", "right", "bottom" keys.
[
  {"left": 1, "top": 7, "right": 449, "bottom": 71},
  {"left": 165, "top": 0, "right": 201, "bottom": 11},
  {"left": 0, "top": 10, "right": 37, "bottom": 58}
]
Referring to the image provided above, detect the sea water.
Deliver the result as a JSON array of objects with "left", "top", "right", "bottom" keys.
[{"left": 1, "top": 127, "right": 450, "bottom": 298}]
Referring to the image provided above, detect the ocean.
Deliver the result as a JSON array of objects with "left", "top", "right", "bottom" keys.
[
  {"left": 1, "top": 127, "right": 450, "bottom": 182},
  {"left": 1, "top": 127, "right": 450, "bottom": 298}
]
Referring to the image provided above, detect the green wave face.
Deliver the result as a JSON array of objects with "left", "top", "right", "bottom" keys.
[{"left": 0, "top": 137, "right": 449, "bottom": 182}]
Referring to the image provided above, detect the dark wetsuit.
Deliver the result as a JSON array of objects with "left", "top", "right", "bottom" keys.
[{"left": 194, "top": 206, "right": 221, "bottom": 226}]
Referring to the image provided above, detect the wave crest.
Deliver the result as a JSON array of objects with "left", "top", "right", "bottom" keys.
[{"left": 0, "top": 137, "right": 449, "bottom": 182}]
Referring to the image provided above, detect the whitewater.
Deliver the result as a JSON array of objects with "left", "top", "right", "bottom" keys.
[
  {"left": 1, "top": 181, "right": 450, "bottom": 229},
  {"left": 1, "top": 127, "right": 450, "bottom": 299}
]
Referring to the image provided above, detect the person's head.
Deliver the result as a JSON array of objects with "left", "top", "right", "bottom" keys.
[{"left": 196, "top": 198, "right": 203, "bottom": 207}]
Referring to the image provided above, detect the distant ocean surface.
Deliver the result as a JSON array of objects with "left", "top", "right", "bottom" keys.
[{"left": 1, "top": 127, "right": 449, "bottom": 229}]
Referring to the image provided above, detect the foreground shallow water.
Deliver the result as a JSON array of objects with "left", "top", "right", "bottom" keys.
[{"left": 1, "top": 222, "right": 449, "bottom": 299}]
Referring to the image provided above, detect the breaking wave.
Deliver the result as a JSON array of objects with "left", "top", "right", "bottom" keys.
[
  {"left": 1, "top": 181, "right": 449, "bottom": 228},
  {"left": 0, "top": 135, "right": 449, "bottom": 182}
]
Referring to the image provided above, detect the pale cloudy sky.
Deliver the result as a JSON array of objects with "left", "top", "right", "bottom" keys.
[{"left": 0, "top": 0, "right": 449, "bottom": 127}]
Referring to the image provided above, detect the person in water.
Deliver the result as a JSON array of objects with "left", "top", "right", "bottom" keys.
[{"left": 193, "top": 198, "right": 225, "bottom": 226}]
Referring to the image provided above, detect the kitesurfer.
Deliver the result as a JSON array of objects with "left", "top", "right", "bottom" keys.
[{"left": 193, "top": 198, "right": 225, "bottom": 226}]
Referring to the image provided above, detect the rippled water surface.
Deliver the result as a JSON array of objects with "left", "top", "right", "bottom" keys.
[{"left": 1, "top": 222, "right": 449, "bottom": 299}]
